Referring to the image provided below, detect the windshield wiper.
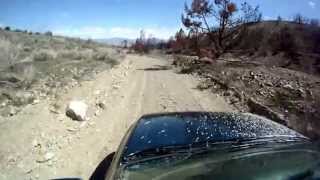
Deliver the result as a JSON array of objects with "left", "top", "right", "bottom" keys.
[
  {"left": 124, "top": 144, "right": 199, "bottom": 161},
  {"left": 123, "top": 136, "right": 309, "bottom": 162}
]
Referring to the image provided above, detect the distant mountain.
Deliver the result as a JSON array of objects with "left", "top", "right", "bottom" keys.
[
  {"left": 95, "top": 37, "right": 167, "bottom": 47},
  {"left": 94, "top": 38, "right": 135, "bottom": 46}
]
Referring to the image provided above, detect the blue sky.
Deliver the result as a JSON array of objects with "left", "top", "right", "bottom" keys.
[{"left": 0, "top": 0, "right": 319, "bottom": 39}]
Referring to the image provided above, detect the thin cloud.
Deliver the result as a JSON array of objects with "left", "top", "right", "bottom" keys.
[
  {"left": 308, "top": 1, "right": 316, "bottom": 9},
  {"left": 52, "top": 26, "right": 178, "bottom": 39}
]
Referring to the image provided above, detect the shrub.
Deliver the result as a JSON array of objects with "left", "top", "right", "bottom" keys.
[
  {"left": 4, "top": 26, "right": 10, "bottom": 31},
  {"left": 108, "top": 58, "right": 120, "bottom": 66},
  {"left": 92, "top": 51, "right": 119, "bottom": 66},
  {"left": 33, "top": 50, "right": 55, "bottom": 61},
  {"left": 268, "top": 26, "right": 297, "bottom": 57},
  {"left": 23, "top": 46, "right": 32, "bottom": 52},
  {"left": 237, "top": 27, "right": 264, "bottom": 50},
  {"left": 0, "top": 39, "right": 20, "bottom": 66},
  {"left": 45, "top": 31, "right": 53, "bottom": 36},
  {"left": 58, "top": 50, "right": 88, "bottom": 60},
  {"left": 93, "top": 52, "right": 109, "bottom": 61}
]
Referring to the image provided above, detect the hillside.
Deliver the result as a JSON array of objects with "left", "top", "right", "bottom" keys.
[
  {"left": 0, "top": 29, "right": 124, "bottom": 117},
  {"left": 231, "top": 21, "right": 320, "bottom": 75},
  {"left": 172, "top": 21, "right": 320, "bottom": 139}
]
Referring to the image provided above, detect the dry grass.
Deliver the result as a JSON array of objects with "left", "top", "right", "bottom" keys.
[
  {"left": 0, "top": 38, "right": 21, "bottom": 68},
  {"left": 33, "top": 49, "right": 56, "bottom": 61},
  {"left": 0, "top": 29, "right": 125, "bottom": 116}
]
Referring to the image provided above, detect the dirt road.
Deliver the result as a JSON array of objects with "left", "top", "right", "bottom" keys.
[{"left": 0, "top": 55, "right": 234, "bottom": 179}]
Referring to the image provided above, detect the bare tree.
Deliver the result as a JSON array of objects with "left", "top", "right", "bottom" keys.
[
  {"left": 175, "top": 28, "right": 188, "bottom": 51},
  {"left": 276, "top": 15, "right": 282, "bottom": 25},
  {"left": 293, "top": 13, "right": 307, "bottom": 24},
  {"left": 122, "top": 40, "right": 128, "bottom": 48},
  {"left": 138, "top": 30, "right": 146, "bottom": 43},
  {"left": 132, "top": 30, "right": 147, "bottom": 53},
  {"left": 182, "top": 0, "right": 261, "bottom": 56},
  {"left": 241, "top": 2, "right": 262, "bottom": 23}
]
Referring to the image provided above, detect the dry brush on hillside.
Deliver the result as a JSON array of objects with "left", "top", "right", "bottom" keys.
[{"left": 0, "top": 29, "right": 125, "bottom": 117}]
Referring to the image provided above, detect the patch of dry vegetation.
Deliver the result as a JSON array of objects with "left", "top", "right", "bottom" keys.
[{"left": 0, "top": 29, "right": 124, "bottom": 117}]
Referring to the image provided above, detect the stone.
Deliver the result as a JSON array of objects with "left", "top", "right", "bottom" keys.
[
  {"left": 97, "top": 102, "right": 106, "bottom": 109},
  {"left": 283, "top": 84, "right": 294, "bottom": 90},
  {"left": 94, "top": 110, "right": 100, "bottom": 116},
  {"left": 9, "top": 106, "right": 17, "bottom": 116},
  {"left": 223, "top": 90, "right": 232, "bottom": 97},
  {"left": 32, "top": 139, "right": 39, "bottom": 147},
  {"left": 66, "top": 100, "right": 88, "bottom": 121},
  {"left": 32, "top": 99, "right": 40, "bottom": 105},
  {"left": 37, "top": 152, "right": 54, "bottom": 163},
  {"left": 94, "top": 90, "right": 101, "bottom": 95}
]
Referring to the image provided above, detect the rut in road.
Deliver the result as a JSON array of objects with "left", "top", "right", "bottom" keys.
[{"left": 0, "top": 54, "right": 234, "bottom": 180}]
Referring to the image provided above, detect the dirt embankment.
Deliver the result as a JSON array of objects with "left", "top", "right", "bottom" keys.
[{"left": 173, "top": 54, "right": 320, "bottom": 140}]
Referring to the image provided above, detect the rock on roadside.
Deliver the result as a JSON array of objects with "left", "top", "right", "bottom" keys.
[
  {"left": 66, "top": 100, "right": 88, "bottom": 121},
  {"left": 36, "top": 152, "right": 55, "bottom": 163}
]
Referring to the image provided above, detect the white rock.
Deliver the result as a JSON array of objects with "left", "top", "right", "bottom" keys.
[
  {"left": 79, "top": 121, "right": 87, "bottom": 128},
  {"left": 283, "top": 84, "right": 294, "bottom": 90},
  {"left": 9, "top": 107, "right": 17, "bottom": 116},
  {"left": 94, "top": 110, "right": 100, "bottom": 116},
  {"left": 32, "top": 99, "right": 40, "bottom": 104},
  {"left": 37, "top": 152, "right": 54, "bottom": 163},
  {"left": 32, "top": 139, "right": 39, "bottom": 147},
  {"left": 44, "top": 152, "right": 54, "bottom": 161},
  {"left": 94, "top": 90, "right": 101, "bottom": 95},
  {"left": 66, "top": 100, "right": 88, "bottom": 121},
  {"left": 112, "top": 85, "right": 120, "bottom": 89}
]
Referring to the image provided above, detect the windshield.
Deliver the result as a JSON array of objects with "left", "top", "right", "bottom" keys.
[
  {"left": 122, "top": 113, "right": 306, "bottom": 160},
  {"left": 120, "top": 143, "right": 320, "bottom": 180}
]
